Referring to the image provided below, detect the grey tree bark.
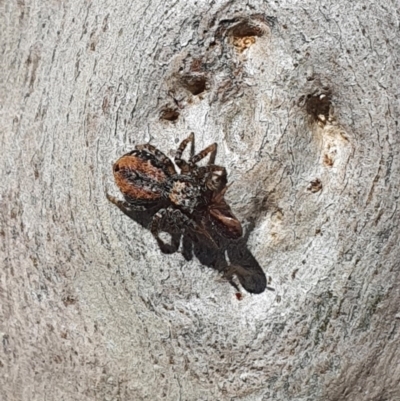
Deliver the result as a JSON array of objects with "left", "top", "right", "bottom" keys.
[{"left": 1, "top": 0, "right": 399, "bottom": 400}]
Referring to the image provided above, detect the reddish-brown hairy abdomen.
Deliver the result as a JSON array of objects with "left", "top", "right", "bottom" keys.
[{"left": 113, "top": 154, "right": 166, "bottom": 201}]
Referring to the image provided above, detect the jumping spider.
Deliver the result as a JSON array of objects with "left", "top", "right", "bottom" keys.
[{"left": 107, "top": 132, "right": 242, "bottom": 254}]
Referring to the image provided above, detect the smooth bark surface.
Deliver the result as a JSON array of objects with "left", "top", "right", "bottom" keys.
[{"left": 1, "top": 0, "right": 399, "bottom": 400}]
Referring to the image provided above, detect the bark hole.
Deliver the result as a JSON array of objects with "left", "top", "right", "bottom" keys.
[
  {"left": 180, "top": 74, "right": 208, "bottom": 95},
  {"left": 160, "top": 107, "right": 180, "bottom": 121},
  {"left": 305, "top": 91, "right": 332, "bottom": 124}
]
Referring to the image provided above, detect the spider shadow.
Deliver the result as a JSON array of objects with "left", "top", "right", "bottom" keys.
[
  {"left": 181, "top": 220, "right": 270, "bottom": 294},
  {"left": 110, "top": 200, "right": 270, "bottom": 294}
]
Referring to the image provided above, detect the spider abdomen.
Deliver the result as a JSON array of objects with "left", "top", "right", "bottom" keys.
[{"left": 113, "top": 150, "right": 167, "bottom": 203}]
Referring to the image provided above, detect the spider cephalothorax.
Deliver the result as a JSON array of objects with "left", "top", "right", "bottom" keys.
[{"left": 107, "top": 133, "right": 242, "bottom": 253}]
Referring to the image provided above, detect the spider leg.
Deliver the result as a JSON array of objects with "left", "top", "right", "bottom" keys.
[
  {"left": 175, "top": 132, "right": 195, "bottom": 160},
  {"left": 175, "top": 132, "right": 195, "bottom": 174},
  {"left": 195, "top": 165, "right": 227, "bottom": 176},
  {"left": 150, "top": 208, "right": 181, "bottom": 254},
  {"left": 151, "top": 207, "right": 218, "bottom": 252},
  {"left": 222, "top": 267, "right": 241, "bottom": 293},
  {"left": 106, "top": 193, "right": 147, "bottom": 211},
  {"left": 135, "top": 143, "right": 176, "bottom": 175},
  {"left": 181, "top": 233, "right": 194, "bottom": 261},
  {"left": 190, "top": 142, "right": 217, "bottom": 165}
]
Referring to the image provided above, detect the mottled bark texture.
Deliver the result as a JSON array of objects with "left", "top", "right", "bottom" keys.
[{"left": 1, "top": 0, "right": 399, "bottom": 400}]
